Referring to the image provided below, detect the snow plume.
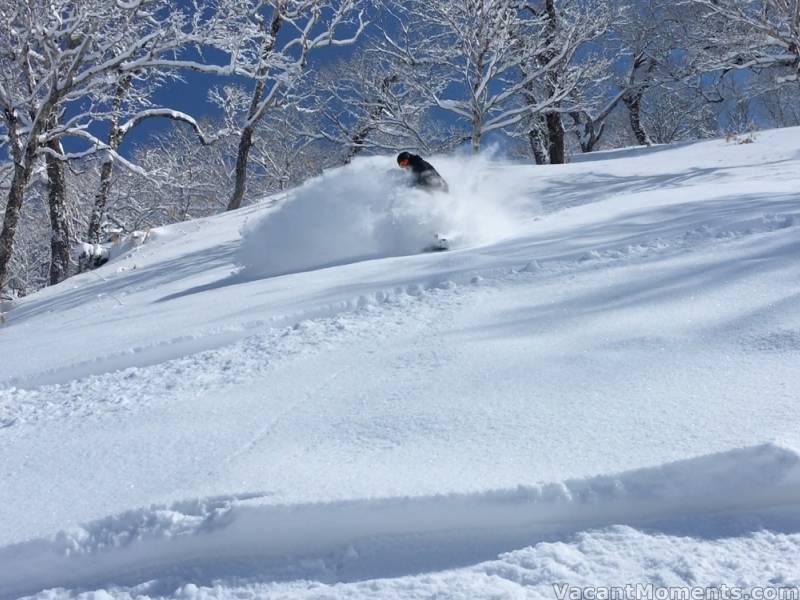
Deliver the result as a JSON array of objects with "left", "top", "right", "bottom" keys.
[{"left": 238, "top": 153, "right": 531, "bottom": 278}]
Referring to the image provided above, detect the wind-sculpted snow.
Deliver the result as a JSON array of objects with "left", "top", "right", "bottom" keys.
[
  {"left": 2, "top": 444, "right": 800, "bottom": 598},
  {"left": 237, "top": 154, "right": 532, "bottom": 278}
]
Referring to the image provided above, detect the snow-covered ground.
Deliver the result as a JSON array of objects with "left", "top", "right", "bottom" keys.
[{"left": 2, "top": 129, "right": 800, "bottom": 599}]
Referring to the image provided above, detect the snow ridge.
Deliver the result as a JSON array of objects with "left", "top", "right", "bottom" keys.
[
  {"left": 0, "top": 280, "right": 471, "bottom": 427},
  {"left": 2, "top": 443, "right": 799, "bottom": 598}
]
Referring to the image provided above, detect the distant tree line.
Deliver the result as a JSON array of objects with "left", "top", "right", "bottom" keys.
[{"left": 1, "top": 0, "right": 798, "bottom": 297}]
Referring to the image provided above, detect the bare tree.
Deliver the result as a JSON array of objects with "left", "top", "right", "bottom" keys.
[
  {"left": 382, "top": 0, "right": 587, "bottom": 154},
  {"left": 305, "top": 49, "right": 455, "bottom": 160},
  {"left": 519, "top": 0, "right": 617, "bottom": 163},
  {"left": 642, "top": 83, "right": 718, "bottom": 143},
  {"left": 85, "top": 93, "right": 226, "bottom": 247},
  {"left": 757, "top": 78, "right": 800, "bottom": 127},
  {"left": 568, "top": 88, "right": 627, "bottom": 153},
  {"left": 682, "top": 0, "right": 800, "bottom": 88},
  {"left": 251, "top": 111, "right": 333, "bottom": 190},
  {"left": 122, "top": 123, "right": 234, "bottom": 226},
  {"left": 86, "top": 75, "right": 134, "bottom": 246},
  {"left": 0, "top": 0, "right": 236, "bottom": 292},
  {"left": 45, "top": 123, "right": 72, "bottom": 284},
  {"left": 614, "top": 0, "right": 688, "bottom": 147},
  {"left": 220, "top": 0, "right": 367, "bottom": 211},
  {"left": 568, "top": 0, "right": 717, "bottom": 153}
]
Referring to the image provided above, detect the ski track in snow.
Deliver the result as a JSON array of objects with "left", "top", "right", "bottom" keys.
[
  {"left": 1, "top": 208, "right": 797, "bottom": 429},
  {"left": 0, "top": 283, "right": 470, "bottom": 428},
  {"left": 2, "top": 443, "right": 800, "bottom": 599}
]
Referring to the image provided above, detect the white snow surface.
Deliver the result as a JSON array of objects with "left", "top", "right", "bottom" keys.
[{"left": 2, "top": 130, "right": 800, "bottom": 598}]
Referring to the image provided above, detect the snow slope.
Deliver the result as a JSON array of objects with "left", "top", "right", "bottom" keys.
[{"left": 2, "top": 129, "right": 800, "bottom": 598}]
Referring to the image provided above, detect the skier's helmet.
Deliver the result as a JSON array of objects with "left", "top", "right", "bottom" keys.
[{"left": 397, "top": 152, "right": 412, "bottom": 168}]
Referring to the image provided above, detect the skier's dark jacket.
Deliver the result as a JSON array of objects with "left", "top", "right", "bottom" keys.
[{"left": 397, "top": 152, "right": 449, "bottom": 192}]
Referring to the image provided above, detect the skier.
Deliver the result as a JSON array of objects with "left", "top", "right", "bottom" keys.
[
  {"left": 397, "top": 152, "right": 449, "bottom": 193},
  {"left": 396, "top": 152, "right": 451, "bottom": 252}
]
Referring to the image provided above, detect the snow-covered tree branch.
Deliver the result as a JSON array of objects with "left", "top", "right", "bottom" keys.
[
  {"left": 681, "top": 0, "right": 800, "bottom": 86},
  {"left": 219, "top": 0, "right": 368, "bottom": 211},
  {"left": 0, "top": 0, "right": 239, "bottom": 291}
]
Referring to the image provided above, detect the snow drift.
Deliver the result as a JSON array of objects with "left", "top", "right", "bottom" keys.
[
  {"left": 2, "top": 443, "right": 800, "bottom": 598},
  {"left": 238, "top": 154, "right": 532, "bottom": 278}
]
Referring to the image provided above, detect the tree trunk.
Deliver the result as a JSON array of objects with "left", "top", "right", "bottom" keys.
[
  {"left": 0, "top": 160, "right": 34, "bottom": 294},
  {"left": 579, "top": 121, "right": 597, "bottom": 153},
  {"left": 87, "top": 77, "right": 130, "bottom": 244},
  {"left": 228, "top": 124, "right": 255, "bottom": 211},
  {"left": 527, "top": 114, "right": 549, "bottom": 165},
  {"left": 344, "top": 127, "right": 369, "bottom": 164},
  {"left": 45, "top": 138, "right": 72, "bottom": 285},
  {"left": 570, "top": 91, "right": 625, "bottom": 154},
  {"left": 471, "top": 116, "right": 481, "bottom": 154},
  {"left": 522, "top": 76, "right": 549, "bottom": 165},
  {"left": 529, "top": 129, "right": 549, "bottom": 165},
  {"left": 344, "top": 118, "right": 376, "bottom": 164},
  {"left": 535, "top": 0, "right": 565, "bottom": 164},
  {"left": 571, "top": 112, "right": 603, "bottom": 153},
  {"left": 624, "top": 89, "right": 652, "bottom": 146},
  {"left": 546, "top": 112, "right": 566, "bottom": 164},
  {"left": 0, "top": 107, "right": 39, "bottom": 294},
  {"left": 88, "top": 159, "right": 115, "bottom": 244},
  {"left": 227, "top": 11, "right": 283, "bottom": 212}
]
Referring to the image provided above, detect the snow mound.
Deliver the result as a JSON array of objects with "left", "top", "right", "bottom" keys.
[
  {"left": 238, "top": 154, "right": 531, "bottom": 278},
  {"left": 3, "top": 443, "right": 800, "bottom": 597}
]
